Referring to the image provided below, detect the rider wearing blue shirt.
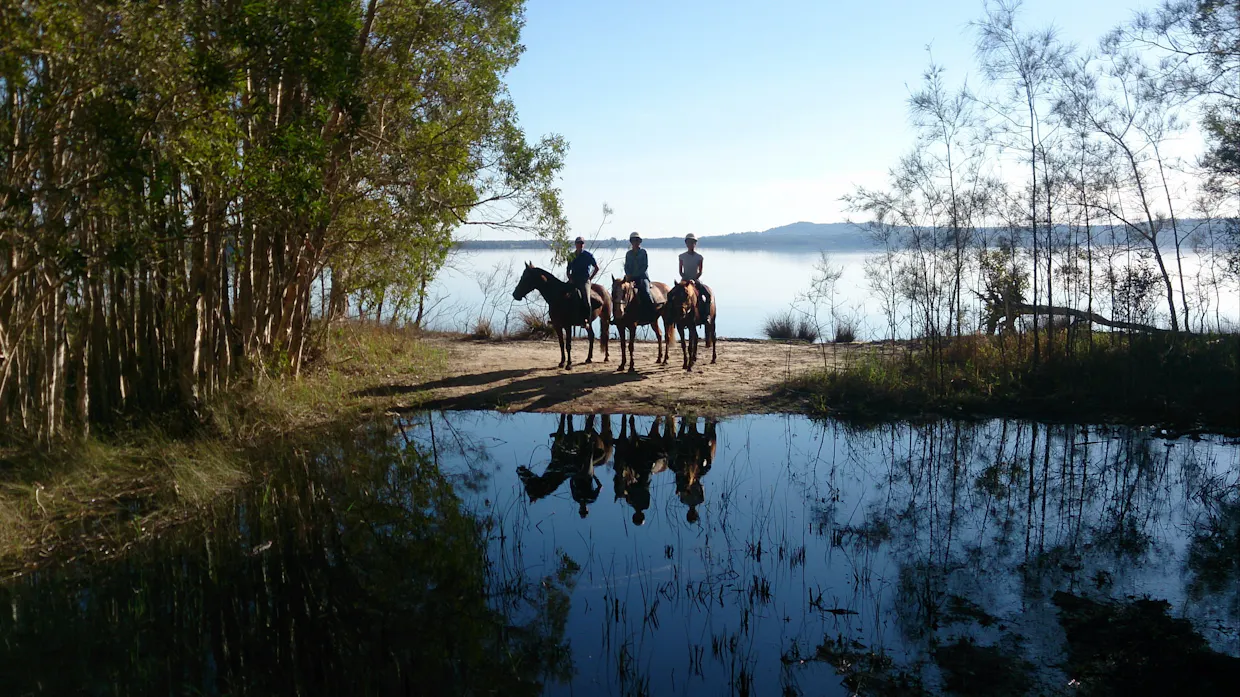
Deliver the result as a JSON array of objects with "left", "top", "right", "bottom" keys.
[
  {"left": 623, "top": 231, "right": 655, "bottom": 312},
  {"left": 566, "top": 236, "right": 598, "bottom": 318}
]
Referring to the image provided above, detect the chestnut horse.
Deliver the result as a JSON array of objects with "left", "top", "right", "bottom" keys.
[
  {"left": 666, "top": 281, "right": 717, "bottom": 370},
  {"left": 512, "top": 263, "right": 609, "bottom": 369},
  {"left": 610, "top": 277, "right": 672, "bottom": 372}
]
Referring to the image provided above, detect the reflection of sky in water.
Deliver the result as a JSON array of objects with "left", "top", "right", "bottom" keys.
[
  {"left": 404, "top": 411, "right": 1240, "bottom": 695},
  {"left": 424, "top": 248, "right": 1240, "bottom": 340}
]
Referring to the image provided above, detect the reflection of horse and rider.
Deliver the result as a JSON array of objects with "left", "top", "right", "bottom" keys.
[{"left": 517, "top": 413, "right": 717, "bottom": 524}]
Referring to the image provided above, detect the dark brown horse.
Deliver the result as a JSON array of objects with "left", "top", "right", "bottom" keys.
[
  {"left": 512, "top": 263, "right": 609, "bottom": 369},
  {"left": 610, "top": 277, "right": 672, "bottom": 372},
  {"left": 666, "top": 281, "right": 717, "bottom": 370}
]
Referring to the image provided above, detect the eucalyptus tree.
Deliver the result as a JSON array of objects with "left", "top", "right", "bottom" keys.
[
  {"left": 1055, "top": 51, "right": 1185, "bottom": 331},
  {"left": 974, "top": 0, "right": 1067, "bottom": 359}
]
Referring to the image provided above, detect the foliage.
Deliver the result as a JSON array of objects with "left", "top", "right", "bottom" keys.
[
  {"left": 763, "top": 310, "right": 818, "bottom": 342},
  {"left": 0, "top": 0, "right": 565, "bottom": 442},
  {"left": 788, "top": 331, "right": 1240, "bottom": 427}
]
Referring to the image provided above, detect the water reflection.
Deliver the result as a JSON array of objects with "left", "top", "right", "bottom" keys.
[
  {"left": 411, "top": 412, "right": 1240, "bottom": 696},
  {"left": 1, "top": 414, "right": 1238, "bottom": 696},
  {"left": 0, "top": 422, "right": 572, "bottom": 696}
]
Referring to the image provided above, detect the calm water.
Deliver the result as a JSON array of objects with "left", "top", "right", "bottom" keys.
[
  {"left": 425, "top": 248, "right": 1239, "bottom": 339},
  {"left": 2, "top": 412, "right": 1237, "bottom": 695},
  {"left": 428, "top": 248, "right": 883, "bottom": 339}
]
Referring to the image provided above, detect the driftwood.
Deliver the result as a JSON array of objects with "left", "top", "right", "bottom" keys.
[{"left": 996, "top": 303, "right": 1167, "bottom": 334}]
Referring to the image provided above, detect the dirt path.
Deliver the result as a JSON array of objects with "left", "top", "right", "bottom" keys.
[{"left": 382, "top": 334, "right": 878, "bottom": 416}]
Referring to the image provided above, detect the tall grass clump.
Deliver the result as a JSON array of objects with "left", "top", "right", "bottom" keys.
[
  {"left": 787, "top": 331, "right": 1240, "bottom": 427},
  {"left": 513, "top": 308, "right": 555, "bottom": 340},
  {"left": 764, "top": 310, "right": 819, "bottom": 342}
]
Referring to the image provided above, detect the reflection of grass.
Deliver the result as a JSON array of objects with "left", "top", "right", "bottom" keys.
[
  {"left": 785, "top": 332, "right": 1240, "bottom": 427},
  {"left": 1, "top": 321, "right": 444, "bottom": 573}
]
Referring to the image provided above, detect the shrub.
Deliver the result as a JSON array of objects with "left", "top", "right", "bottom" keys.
[
  {"left": 513, "top": 308, "right": 555, "bottom": 340},
  {"left": 765, "top": 310, "right": 819, "bottom": 342},
  {"left": 763, "top": 310, "right": 798, "bottom": 340},
  {"left": 795, "top": 317, "right": 820, "bottom": 343},
  {"left": 470, "top": 317, "right": 494, "bottom": 340},
  {"left": 833, "top": 320, "right": 857, "bottom": 343}
]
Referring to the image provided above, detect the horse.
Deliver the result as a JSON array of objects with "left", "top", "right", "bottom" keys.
[
  {"left": 666, "top": 281, "right": 717, "bottom": 370},
  {"left": 512, "top": 263, "right": 609, "bottom": 369},
  {"left": 610, "top": 277, "right": 672, "bottom": 372}
]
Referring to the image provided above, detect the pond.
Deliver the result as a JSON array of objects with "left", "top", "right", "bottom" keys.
[{"left": 1, "top": 412, "right": 1238, "bottom": 695}]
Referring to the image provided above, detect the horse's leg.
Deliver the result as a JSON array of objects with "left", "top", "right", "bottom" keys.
[
  {"left": 684, "top": 319, "right": 694, "bottom": 369},
  {"left": 557, "top": 326, "right": 566, "bottom": 368},
  {"left": 584, "top": 320, "right": 595, "bottom": 364},
  {"left": 616, "top": 324, "right": 627, "bottom": 371},
  {"left": 601, "top": 311, "right": 610, "bottom": 362},
  {"left": 652, "top": 321, "right": 664, "bottom": 365},
  {"left": 565, "top": 324, "right": 574, "bottom": 370},
  {"left": 626, "top": 327, "right": 637, "bottom": 373},
  {"left": 710, "top": 318, "right": 717, "bottom": 363}
]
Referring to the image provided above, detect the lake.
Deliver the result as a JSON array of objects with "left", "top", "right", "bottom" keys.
[
  {"left": 3, "top": 411, "right": 1237, "bottom": 695},
  {"left": 424, "top": 247, "right": 1239, "bottom": 340}
]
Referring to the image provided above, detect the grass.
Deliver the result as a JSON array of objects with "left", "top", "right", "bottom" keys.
[
  {"left": 763, "top": 310, "right": 819, "bottom": 343},
  {"left": 512, "top": 307, "right": 555, "bottom": 340},
  {"left": 785, "top": 330, "right": 1240, "bottom": 429},
  {"left": 0, "top": 320, "right": 446, "bottom": 573}
]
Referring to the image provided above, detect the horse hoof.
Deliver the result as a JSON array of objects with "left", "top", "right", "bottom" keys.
[
  {"left": 565, "top": 363, "right": 573, "bottom": 371},
  {"left": 585, "top": 358, "right": 593, "bottom": 364},
  {"left": 628, "top": 367, "right": 636, "bottom": 374}
]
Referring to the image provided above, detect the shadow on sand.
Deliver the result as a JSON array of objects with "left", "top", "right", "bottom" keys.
[{"left": 377, "top": 368, "right": 645, "bottom": 412}]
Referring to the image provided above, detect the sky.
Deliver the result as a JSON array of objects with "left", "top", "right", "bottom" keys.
[{"left": 488, "top": 0, "right": 1177, "bottom": 241}]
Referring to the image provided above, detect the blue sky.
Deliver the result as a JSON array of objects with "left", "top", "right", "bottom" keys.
[{"left": 496, "top": 0, "right": 1161, "bottom": 240}]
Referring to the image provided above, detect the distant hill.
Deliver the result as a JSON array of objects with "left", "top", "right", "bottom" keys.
[
  {"left": 456, "top": 221, "right": 878, "bottom": 252},
  {"left": 456, "top": 219, "right": 1227, "bottom": 253}
]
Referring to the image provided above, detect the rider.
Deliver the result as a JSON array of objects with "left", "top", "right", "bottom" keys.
[
  {"left": 565, "top": 235, "right": 598, "bottom": 319},
  {"left": 678, "top": 233, "right": 710, "bottom": 314},
  {"left": 623, "top": 231, "right": 655, "bottom": 314}
]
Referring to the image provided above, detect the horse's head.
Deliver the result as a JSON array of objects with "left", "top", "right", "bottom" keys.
[
  {"left": 610, "top": 275, "right": 631, "bottom": 317},
  {"left": 668, "top": 281, "right": 697, "bottom": 322},
  {"left": 513, "top": 262, "right": 542, "bottom": 301}
]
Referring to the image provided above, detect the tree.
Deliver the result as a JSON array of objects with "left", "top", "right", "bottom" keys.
[{"left": 0, "top": 0, "right": 566, "bottom": 441}]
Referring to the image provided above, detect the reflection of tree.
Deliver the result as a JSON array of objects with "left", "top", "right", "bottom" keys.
[
  {"left": 1186, "top": 492, "right": 1240, "bottom": 619},
  {"left": 812, "top": 418, "right": 1235, "bottom": 692},
  {"left": 0, "top": 422, "right": 572, "bottom": 696}
]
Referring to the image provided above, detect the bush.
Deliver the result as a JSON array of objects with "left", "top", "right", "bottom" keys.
[
  {"left": 763, "top": 311, "right": 797, "bottom": 340},
  {"left": 833, "top": 320, "right": 857, "bottom": 343},
  {"left": 765, "top": 310, "right": 819, "bottom": 342},
  {"left": 513, "top": 308, "right": 555, "bottom": 340},
  {"left": 469, "top": 317, "right": 494, "bottom": 340},
  {"left": 795, "top": 317, "right": 820, "bottom": 343},
  {"left": 785, "top": 331, "right": 1240, "bottom": 427}
]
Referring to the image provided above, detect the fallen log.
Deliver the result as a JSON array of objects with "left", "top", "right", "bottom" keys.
[{"left": 1002, "top": 303, "right": 1167, "bottom": 333}]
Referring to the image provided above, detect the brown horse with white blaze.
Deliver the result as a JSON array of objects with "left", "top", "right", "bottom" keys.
[
  {"left": 610, "top": 277, "right": 672, "bottom": 372},
  {"left": 512, "top": 263, "right": 609, "bottom": 369},
  {"left": 666, "top": 281, "right": 717, "bottom": 370}
]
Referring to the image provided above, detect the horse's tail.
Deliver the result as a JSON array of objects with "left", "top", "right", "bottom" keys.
[{"left": 595, "top": 283, "right": 611, "bottom": 359}]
